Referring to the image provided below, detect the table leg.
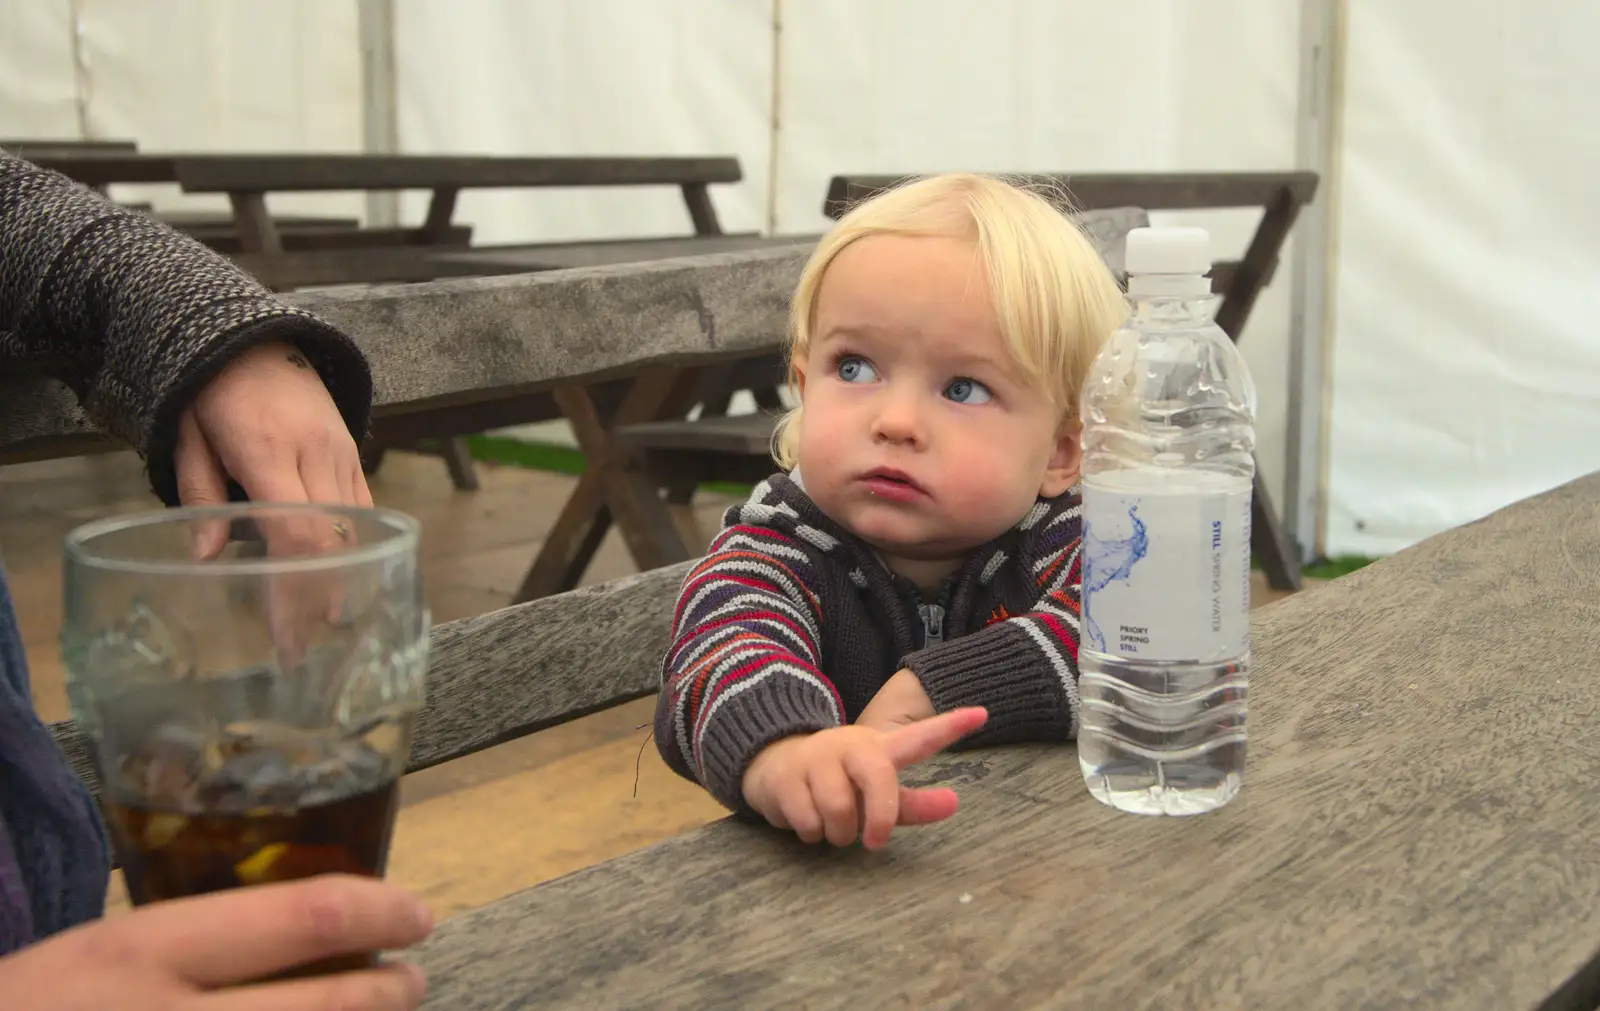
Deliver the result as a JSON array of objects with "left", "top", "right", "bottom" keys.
[{"left": 513, "top": 367, "right": 702, "bottom": 602}]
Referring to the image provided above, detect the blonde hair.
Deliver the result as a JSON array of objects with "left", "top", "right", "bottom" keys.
[{"left": 772, "top": 172, "right": 1129, "bottom": 469}]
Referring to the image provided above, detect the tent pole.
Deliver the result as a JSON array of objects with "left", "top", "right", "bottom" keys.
[
  {"left": 359, "top": 0, "right": 400, "bottom": 229},
  {"left": 1286, "top": 0, "right": 1348, "bottom": 562}
]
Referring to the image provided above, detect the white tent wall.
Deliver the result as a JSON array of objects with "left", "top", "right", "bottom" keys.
[
  {"left": 391, "top": 0, "right": 774, "bottom": 241},
  {"left": 1326, "top": 2, "right": 1600, "bottom": 556},
  {"left": 0, "top": 0, "right": 366, "bottom": 222},
  {"left": 0, "top": 1, "right": 82, "bottom": 139}
]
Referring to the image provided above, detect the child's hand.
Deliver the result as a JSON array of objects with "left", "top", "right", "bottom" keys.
[
  {"left": 741, "top": 707, "right": 987, "bottom": 850},
  {"left": 858, "top": 668, "right": 936, "bottom": 729}
]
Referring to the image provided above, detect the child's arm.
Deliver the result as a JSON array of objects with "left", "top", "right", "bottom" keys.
[
  {"left": 898, "top": 497, "right": 1085, "bottom": 746},
  {"left": 653, "top": 519, "right": 845, "bottom": 812}
]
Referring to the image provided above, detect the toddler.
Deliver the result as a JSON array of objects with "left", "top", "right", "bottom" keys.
[{"left": 653, "top": 173, "right": 1128, "bottom": 849}]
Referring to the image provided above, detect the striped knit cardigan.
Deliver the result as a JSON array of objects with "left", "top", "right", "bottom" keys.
[{"left": 654, "top": 472, "right": 1085, "bottom": 813}]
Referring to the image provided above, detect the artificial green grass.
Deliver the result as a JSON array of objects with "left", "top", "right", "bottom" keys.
[
  {"left": 467, "top": 435, "right": 1383, "bottom": 578},
  {"left": 1302, "top": 554, "right": 1378, "bottom": 580},
  {"left": 464, "top": 435, "right": 756, "bottom": 497}
]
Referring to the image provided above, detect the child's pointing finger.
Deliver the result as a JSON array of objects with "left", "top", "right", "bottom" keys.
[{"left": 884, "top": 707, "right": 988, "bottom": 769}]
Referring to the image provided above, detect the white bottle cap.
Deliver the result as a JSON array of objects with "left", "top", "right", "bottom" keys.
[{"left": 1125, "top": 226, "right": 1212, "bottom": 297}]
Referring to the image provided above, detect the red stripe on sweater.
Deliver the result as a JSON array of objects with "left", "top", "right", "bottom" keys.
[
  {"left": 1035, "top": 612, "right": 1082, "bottom": 660},
  {"left": 666, "top": 607, "right": 818, "bottom": 671},
  {"left": 681, "top": 632, "right": 774, "bottom": 719},
  {"left": 691, "top": 650, "right": 841, "bottom": 752}
]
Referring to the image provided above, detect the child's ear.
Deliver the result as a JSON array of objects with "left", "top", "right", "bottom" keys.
[
  {"left": 792, "top": 358, "right": 808, "bottom": 399},
  {"left": 1039, "top": 420, "right": 1082, "bottom": 498}
]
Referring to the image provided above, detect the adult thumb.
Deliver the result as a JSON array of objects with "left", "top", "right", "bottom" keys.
[{"left": 174, "top": 410, "right": 231, "bottom": 560}]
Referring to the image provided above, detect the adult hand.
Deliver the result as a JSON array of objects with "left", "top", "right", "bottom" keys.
[
  {"left": 857, "top": 668, "right": 936, "bottom": 730},
  {"left": 176, "top": 340, "right": 372, "bottom": 560},
  {"left": 0, "top": 874, "right": 432, "bottom": 1011},
  {"left": 741, "top": 707, "right": 987, "bottom": 850}
]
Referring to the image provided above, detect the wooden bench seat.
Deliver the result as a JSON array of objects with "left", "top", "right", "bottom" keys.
[{"left": 619, "top": 411, "right": 776, "bottom": 456}]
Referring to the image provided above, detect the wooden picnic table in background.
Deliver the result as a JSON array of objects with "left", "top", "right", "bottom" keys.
[
  {"left": 405, "top": 469, "right": 1600, "bottom": 1010},
  {"left": 13, "top": 145, "right": 466, "bottom": 251},
  {"left": 18, "top": 147, "right": 752, "bottom": 493}
]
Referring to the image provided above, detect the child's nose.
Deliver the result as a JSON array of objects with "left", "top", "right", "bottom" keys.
[{"left": 870, "top": 388, "right": 927, "bottom": 447}]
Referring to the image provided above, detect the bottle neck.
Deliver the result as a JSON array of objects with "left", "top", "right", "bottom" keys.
[
  {"left": 1126, "top": 277, "right": 1219, "bottom": 327},
  {"left": 1127, "top": 273, "right": 1211, "bottom": 299}
]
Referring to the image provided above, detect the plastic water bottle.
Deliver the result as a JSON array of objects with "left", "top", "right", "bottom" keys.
[{"left": 1076, "top": 226, "right": 1256, "bottom": 816}]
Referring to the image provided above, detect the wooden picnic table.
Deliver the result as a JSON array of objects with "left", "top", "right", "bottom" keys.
[
  {"left": 16, "top": 149, "right": 750, "bottom": 492},
  {"left": 20, "top": 150, "right": 739, "bottom": 264},
  {"left": 15, "top": 149, "right": 455, "bottom": 251},
  {"left": 2, "top": 246, "right": 803, "bottom": 595},
  {"left": 409, "top": 468, "right": 1600, "bottom": 1010}
]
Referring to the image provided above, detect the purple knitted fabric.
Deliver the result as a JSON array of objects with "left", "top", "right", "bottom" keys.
[{"left": 0, "top": 561, "right": 108, "bottom": 954}]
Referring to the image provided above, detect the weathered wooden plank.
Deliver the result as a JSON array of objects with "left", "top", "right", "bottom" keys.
[
  {"left": 49, "top": 560, "right": 694, "bottom": 806},
  {"left": 437, "top": 233, "right": 813, "bottom": 273},
  {"left": 22, "top": 154, "right": 181, "bottom": 187},
  {"left": 825, "top": 170, "right": 1321, "bottom": 219},
  {"left": 616, "top": 412, "right": 778, "bottom": 455},
  {"left": 173, "top": 155, "right": 743, "bottom": 193},
  {"left": 227, "top": 246, "right": 496, "bottom": 291},
  {"left": 16, "top": 150, "right": 740, "bottom": 207},
  {"left": 412, "top": 470, "right": 1600, "bottom": 1011},
  {"left": 0, "top": 139, "right": 139, "bottom": 158},
  {"left": 1, "top": 245, "right": 812, "bottom": 461},
  {"left": 201, "top": 223, "right": 471, "bottom": 254}
]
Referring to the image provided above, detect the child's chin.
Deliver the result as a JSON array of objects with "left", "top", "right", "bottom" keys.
[{"left": 851, "top": 522, "right": 964, "bottom": 560}]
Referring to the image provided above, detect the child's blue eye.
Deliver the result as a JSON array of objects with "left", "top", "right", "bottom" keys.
[
  {"left": 837, "top": 356, "right": 878, "bottom": 383},
  {"left": 945, "top": 378, "right": 992, "bottom": 404}
]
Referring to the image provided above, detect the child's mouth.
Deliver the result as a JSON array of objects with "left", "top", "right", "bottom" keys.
[{"left": 859, "top": 469, "right": 926, "bottom": 502}]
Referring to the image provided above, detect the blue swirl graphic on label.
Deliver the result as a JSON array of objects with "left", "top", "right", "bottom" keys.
[{"left": 1083, "top": 504, "right": 1148, "bottom": 651}]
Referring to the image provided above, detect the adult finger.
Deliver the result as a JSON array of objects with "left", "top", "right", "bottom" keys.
[
  {"left": 842, "top": 746, "right": 900, "bottom": 850},
  {"left": 192, "top": 962, "right": 426, "bottom": 1011},
  {"left": 896, "top": 785, "right": 962, "bottom": 826},
  {"left": 807, "top": 761, "right": 859, "bottom": 847},
  {"left": 117, "top": 874, "right": 432, "bottom": 988},
  {"left": 884, "top": 707, "right": 988, "bottom": 770},
  {"left": 349, "top": 456, "right": 375, "bottom": 508},
  {"left": 218, "top": 438, "right": 332, "bottom": 561},
  {"left": 174, "top": 411, "right": 231, "bottom": 560},
  {"left": 300, "top": 453, "right": 351, "bottom": 512},
  {"left": 289, "top": 456, "right": 357, "bottom": 628}
]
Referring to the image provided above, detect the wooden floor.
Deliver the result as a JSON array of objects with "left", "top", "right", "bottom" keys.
[{"left": 0, "top": 449, "right": 1316, "bottom": 921}]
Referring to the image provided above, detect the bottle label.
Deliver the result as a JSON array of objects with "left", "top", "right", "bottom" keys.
[{"left": 1081, "top": 476, "right": 1252, "bottom": 662}]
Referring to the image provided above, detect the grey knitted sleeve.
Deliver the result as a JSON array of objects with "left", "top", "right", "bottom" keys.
[
  {"left": 0, "top": 150, "right": 372, "bottom": 505},
  {"left": 902, "top": 495, "right": 1085, "bottom": 746}
]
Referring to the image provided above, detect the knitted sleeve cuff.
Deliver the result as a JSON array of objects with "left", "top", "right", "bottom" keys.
[
  {"left": 695, "top": 673, "right": 844, "bottom": 814},
  {"left": 902, "top": 621, "right": 1077, "bottom": 744}
]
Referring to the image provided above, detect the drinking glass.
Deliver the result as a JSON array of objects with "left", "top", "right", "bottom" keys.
[{"left": 61, "top": 503, "right": 427, "bottom": 977}]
